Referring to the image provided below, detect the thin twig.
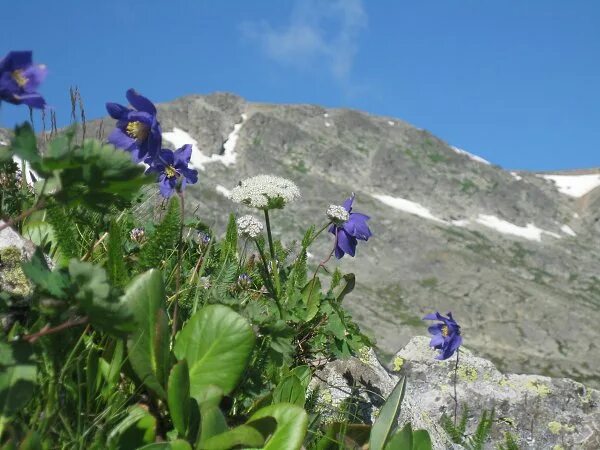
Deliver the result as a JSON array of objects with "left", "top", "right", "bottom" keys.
[
  {"left": 453, "top": 349, "right": 460, "bottom": 426},
  {"left": 22, "top": 317, "right": 89, "bottom": 343}
]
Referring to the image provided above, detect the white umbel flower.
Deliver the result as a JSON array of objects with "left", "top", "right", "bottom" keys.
[
  {"left": 237, "top": 215, "right": 264, "bottom": 239},
  {"left": 326, "top": 204, "right": 349, "bottom": 224},
  {"left": 230, "top": 175, "right": 300, "bottom": 209}
]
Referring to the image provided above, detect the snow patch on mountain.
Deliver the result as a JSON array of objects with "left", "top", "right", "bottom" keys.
[
  {"left": 371, "top": 194, "right": 445, "bottom": 224},
  {"left": 163, "top": 114, "right": 247, "bottom": 171},
  {"left": 539, "top": 174, "right": 600, "bottom": 198},
  {"left": 561, "top": 224, "right": 576, "bottom": 237},
  {"left": 215, "top": 185, "right": 231, "bottom": 197},
  {"left": 474, "top": 215, "right": 561, "bottom": 242},
  {"left": 371, "top": 193, "right": 564, "bottom": 242},
  {"left": 451, "top": 146, "right": 491, "bottom": 165}
]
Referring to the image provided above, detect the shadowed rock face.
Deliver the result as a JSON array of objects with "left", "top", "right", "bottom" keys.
[{"left": 4, "top": 92, "right": 600, "bottom": 386}]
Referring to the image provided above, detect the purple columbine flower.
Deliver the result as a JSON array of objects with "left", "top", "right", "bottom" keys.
[
  {"left": 423, "top": 311, "right": 462, "bottom": 360},
  {"left": 106, "top": 89, "right": 162, "bottom": 162},
  {"left": 146, "top": 144, "right": 198, "bottom": 198},
  {"left": 328, "top": 194, "right": 372, "bottom": 259},
  {"left": 0, "top": 51, "right": 47, "bottom": 109}
]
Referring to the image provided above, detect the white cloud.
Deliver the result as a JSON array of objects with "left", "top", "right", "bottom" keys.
[{"left": 243, "top": 0, "right": 367, "bottom": 82}]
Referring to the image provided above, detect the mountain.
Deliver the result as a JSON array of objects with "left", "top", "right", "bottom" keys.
[{"left": 4, "top": 93, "right": 600, "bottom": 386}]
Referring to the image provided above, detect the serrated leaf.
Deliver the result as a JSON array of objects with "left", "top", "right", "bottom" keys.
[
  {"left": 20, "top": 249, "right": 68, "bottom": 298},
  {"left": 123, "top": 269, "right": 170, "bottom": 398},
  {"left": 174, "top": 305, "right": 254, "bottom": 400}
]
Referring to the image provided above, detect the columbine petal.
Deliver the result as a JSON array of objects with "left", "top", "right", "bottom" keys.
[
  {"left": 342, "top": 194, "right": 355, "bottom": 212},
  {"left": 337, "top": 229, "right": 357, "bottom": 257},
  {"left": 106, "top": 102, "right": 129, "bottom": 119},
  {"left": 126, "top": 88, "right": 157, "bottom": 114},
  {"left": 173, "top": 144, "right": 192, "bottom": 167}
]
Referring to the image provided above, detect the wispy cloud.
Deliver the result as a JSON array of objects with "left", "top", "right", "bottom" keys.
[{"left": 242, "top": 0, "right": 367, "bottom": 84}]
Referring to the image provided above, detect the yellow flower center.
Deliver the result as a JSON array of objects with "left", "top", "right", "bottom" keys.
[
  {"left": 11, "top": 70, "right": 28, "bottom": 88},
  {"left": 441, "top": 325, "right": 449, "bottom": 337},
  {"left": 126, "top": 121, "right": 149, "bottom": 140},
  {"left": 165, "top": 165, "right": 178, "bottom": 178}
]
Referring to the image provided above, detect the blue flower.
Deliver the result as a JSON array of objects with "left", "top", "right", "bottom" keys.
[
  {"left": 0, "top": 51, "right": 47, "bottom": 109},
  {"left": 146, "top": 145, "right": 198, "bottom": 198},
  {"left": 423, "top": 311, "right": 462, "bottom": 360},
  {"left": 106, "top": 89, "right": 162, "bottom": 162},
  {"left": 328, "top": 194, "right": 372, "bottom": 259}
]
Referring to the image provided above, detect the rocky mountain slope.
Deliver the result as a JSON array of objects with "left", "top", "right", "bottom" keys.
[{"left": 3, "top": 93, "right": 600, "bottom": 387}]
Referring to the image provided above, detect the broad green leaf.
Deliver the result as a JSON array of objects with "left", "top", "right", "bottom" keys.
[
  {"left": 107, "top": 405, "right": 156, "bottom": 450},
  {"left": 137, "top": 441, "right": 192, "bottom": 450},
  {"left": 197, "top": 402, "right": 228, "bottom": 448},
  {"left": 369, "top": 377, "right": 407, "bottom": 450},
  {"left": 0, "top": 342, "right": 37, "bottom": 420},
  {"left": 202, "top": 425, "right": 265, "bottom": 449},
  {"left": 412, "top": 429, "right": 433, "bottom": 450},
  {"left": 385, "top": 423, "right": 412, "bottom": 450},
  {"left": 290, "top": 365, "right": 311, "bottom": 390},
  {"left": 302, "top": 277, "right": 321, "bottom": 321},
  {"left": 123, "top": 269, "right": 170, "bottom": 398},
  {"left": 247, "top": 403, "right": 308, "bottom": 450},
  {"left": 174, "top": 305, "right": 255, "bottom": 400},
  {"left": 272, "top": 375, "right": 305, "bottom": 407},
  {"left": 69, "top": 259, "right": 134, "bottom": 335},
  {"left": 168, "top": 360, "right": 191, "bottom": 437}
]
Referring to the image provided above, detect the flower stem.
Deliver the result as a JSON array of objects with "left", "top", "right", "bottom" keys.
[
  {"left": 254, "top": 238, "right": 283, "bottom": 319},
  {"left": 172, "top": 191, "right": 185, "bottom": 337},
  {"left": 263, "top": 209, "right": 281, "bottom": 298},
  {"left": 453, "top": 349, "right": 460, "bottom": 426}
]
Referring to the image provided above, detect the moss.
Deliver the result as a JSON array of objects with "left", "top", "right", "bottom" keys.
[
  {"left": 526, "top": 380, "right": 551, "bottom": 397},
  {"left": 392, "top": 357, "right": 404, "bottom": 372},
  {"left": 457, "top": 364, "right": 478, "bottom": 383},
  {"left": 552, "top": 446, "right": 564, "bottom": 450},
  {"left": 357, "top": 346, "right": 371, "bottom": 364},
  {"left": 0, "top": 246, "right": 30, "bottom": 296},
  {"left": 548, "top": 421, "right": 562, "bottom": 434},
  {"left": 321, "top": 389, "right": 333, "bottom": 404}
]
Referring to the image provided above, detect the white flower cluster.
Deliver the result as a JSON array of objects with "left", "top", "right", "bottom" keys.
[
  {"left": 230, "top": 175, "right": 300, "bottom": 209},
  {"left": 236, "top": 214, "right": 264, "bottom": 239},
  {"left": 326, "top": 204, "right": 349, "bottom": 224}
]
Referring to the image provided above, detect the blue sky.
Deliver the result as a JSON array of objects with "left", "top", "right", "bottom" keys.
[{"left": 1, "top": 0, "right": 598, "bottom": 171}]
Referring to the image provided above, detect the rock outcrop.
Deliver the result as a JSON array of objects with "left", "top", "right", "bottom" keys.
[{"left": 310, "top": 338, "right": 600, "bottom": 449}]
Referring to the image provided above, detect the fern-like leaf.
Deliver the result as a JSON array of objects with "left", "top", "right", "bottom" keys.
[
  {"left": 139, "top": 196, "right": 181, "bottom": 271},
  {"left": 107, "top": 219, "right": 127, "bottom": 288}
]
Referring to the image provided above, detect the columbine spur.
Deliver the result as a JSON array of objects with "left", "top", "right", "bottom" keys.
[
  {"left": 0, "top": 51, "right": 47, "bottom": 108},
  {"left": 106, "top": 89, "right": 162, "bottom": 162},
  {"left": 145, "top": 144, "right": 198, "bottom": 198},
  {"left": 423, "top": 311, "right": 462, "bottom": 360},
  {"left": 237, "top": 215, "right": 264, "bottom": 239},
  {"left": 328, "top": 194, "right": 372, "bottom": 259},
  {"left": 230, "top": 175, "right": 300, "bottom": 209}
]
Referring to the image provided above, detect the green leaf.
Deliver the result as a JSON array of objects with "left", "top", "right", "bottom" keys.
[
  {"left": 247, "top": 403, "right": 308, "bottom": 450},
  {"left": 289, "top": 365, "right": 311, "bottom": 390},
  {"left": 10, "top": 123, "right": 40, "bottom": 165},
  {"left": 123, "top": 269, "right": 170, "bottom": 398},
  {"left": 174, "top": 305, "right": 255, "bottom": 400},
  {"left": 137, "top": 441, "right": 192, "bottom": 450},
  {"left": 334, "top": 273, "right": 355, "bottom": 304},
  {"left": 302, "top": 277, "right": 321, "bottom": 321},
  {"left": 139, "top": 196, "right": 181, "bottom": 271},
  {"left": 197, "top": 400, "right": 228, "bottom": 448},
  {"left": 385, "top": 424, "right": 412, "bottom": 450},
  {"left": 107, "top": 219, "right": 127, "bottom": 288},
  {"left": 219, "top": 214, "right": 238, "bottom": 265},
  {"left": 107, "top": 405, "right": 156, "bottom": 450},
  {"left": 369, "top": 377, "right": 407, "bottom": 450},
  {"left": 69, "top": 259, "right": 134, "bottom": 335},
  {"left": 168, "top": 360, "right": 191, "bottom": 437},
  {"left": 17, "top": 431, "right": 42, "bottom": 450},
  {"left": 0, "top": 342, "right": 37, "bottom": 420},
  {"left": 20, "top": 248, "right": 68, "bottom": 298},
  {"left": 202, "top": 425, "right": 265, "bottom": 449},
  {"left": 272, "top": 375, "right": 305, "bottom": 407},
  {"left": 412, "top": 430, "right": 433, "bottom": 450}
]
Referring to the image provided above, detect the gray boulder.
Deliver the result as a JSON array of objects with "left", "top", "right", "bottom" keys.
[{"left": 310, "top": 338, "right": 600, "bottom": 449}]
